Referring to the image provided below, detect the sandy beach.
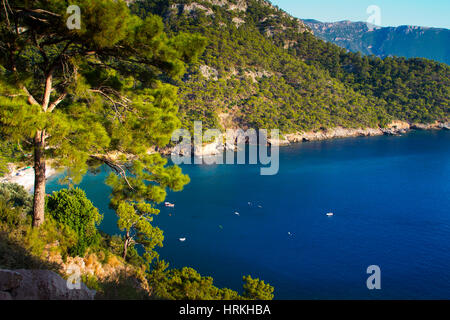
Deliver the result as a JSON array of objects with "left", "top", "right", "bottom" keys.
[{"left": 0, "top": 163, "right": 57, "bottom": 192}]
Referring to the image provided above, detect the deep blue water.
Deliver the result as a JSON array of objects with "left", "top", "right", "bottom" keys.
[{"left": 47, "top": 130, "right": 450, "bottom": 299}]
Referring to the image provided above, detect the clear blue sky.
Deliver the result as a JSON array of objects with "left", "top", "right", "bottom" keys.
[{"left": 270, "top": 0, "right": 450, "bottom": 29}]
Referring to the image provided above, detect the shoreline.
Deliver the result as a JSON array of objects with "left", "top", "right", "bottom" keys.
[
  {"left": 271, "top": 121, "right": 449, "bottom": 146},
  {"left": 0, "top": 163, "right": 58, "bottom": 192},
  {"left": 177, "top": 120, "right": 449, "bottom": 156},
  {"left": 1, "top": 121, "right": 448, "bottom": 190}
]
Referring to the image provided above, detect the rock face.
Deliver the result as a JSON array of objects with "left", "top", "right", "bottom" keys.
[
  {"left": 0, "top": 269, "right": 23, "bottom": 291},
  {"left": 199, "top": 65, "right": 219, "bottom": 80},
  {"left": 411, "top": 121, "right": 447, "bottom": 130},
  {"left": 440, "top": 122, "right": 450, "bottom": 130},
  {"left": 0, "top": 269, "right": 95, "bottom": 300},
  {"left": 284, "top": 127, "right": 384, "bottom": 143},
  {"left": 381, "top": 120, "right": 410, "bottom": 135},
  {"left": 167, "top": 120, "right": 448, "bottom": 155},
  {"left": 282, "top": 121, "right": 416, "bottom": 144},
  {"left": 268, "top": 136, "right": 290, "bottom": 146},
  {"left": 194, "top": 136, "right": 236, "bottom": 156},
  {"left": 169, "top": 2, "right": 214, "bottom": 17}
]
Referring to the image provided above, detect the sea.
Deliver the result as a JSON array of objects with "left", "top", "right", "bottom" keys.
[{"left": 47, "top": 130, "right": 450, "bottom": 299}]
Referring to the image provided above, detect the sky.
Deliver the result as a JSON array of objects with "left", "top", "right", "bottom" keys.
[{"left": 270, "top": 0, "right": 450, "bottom": 29}]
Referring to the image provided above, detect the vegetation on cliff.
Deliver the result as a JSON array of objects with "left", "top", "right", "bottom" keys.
[
  {"left": 131, "top": 0, "right": 449, "bottom": 133},
  {"left": 0, "top": 182, "right": 274, "bottom": 300}
]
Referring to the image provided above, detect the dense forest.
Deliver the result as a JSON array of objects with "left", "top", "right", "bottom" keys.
[{"left": 131, "top": 0, "right": 449, "bottom": 133}]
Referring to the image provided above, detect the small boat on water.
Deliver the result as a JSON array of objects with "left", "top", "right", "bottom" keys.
[
  {"left": 326, "top": 212, "right": 334, "bottom": 217},
  {"left": 234, "top": 212, "right": 240, "bottom": 216},
  {"left": 165, "top": 202, "right": 175, "bottom": 208},
  {"left": 179, "top": 238, "right": 186, "bottom": 242}
]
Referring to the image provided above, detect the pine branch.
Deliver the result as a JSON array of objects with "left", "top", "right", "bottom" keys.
[
  {"left": 47, "top": 93, "right": 67, "bottom": 113},
  {"left": 20, "top": 85, "right": 40, "bottom": 106},
  {"left": 90, "top": 155, "right": 135, "bottom": 191}
]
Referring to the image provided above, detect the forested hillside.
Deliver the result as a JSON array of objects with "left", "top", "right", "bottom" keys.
[{"left": 130, "top": 0, "right": 449, "bottom": 133}]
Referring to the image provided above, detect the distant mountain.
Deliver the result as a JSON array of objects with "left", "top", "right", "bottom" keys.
[{"left": 304, "top": 19, "right": 450, "bottom": 65}]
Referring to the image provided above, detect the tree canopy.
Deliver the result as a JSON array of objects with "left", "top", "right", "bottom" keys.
[{"left": 0, "top": 0, "right": 206, "bottom": 228}]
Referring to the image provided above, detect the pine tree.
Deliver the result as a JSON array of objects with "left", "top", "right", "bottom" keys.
[{"left": 0, "top": 0, "right": 206, "bottom": 226}]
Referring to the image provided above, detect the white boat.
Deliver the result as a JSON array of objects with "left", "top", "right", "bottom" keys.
[
  {"left": 165, "top": 202, "right": 175, "bottom": 208},
  {"left": 326, "top": 212, "right": 334, "bottom": 217},
  {"left": 179, "top": 238, "right": 186, "bottom": 242},
  {"left": 234, "top": 212, "right": 240, "bottom": 216}
]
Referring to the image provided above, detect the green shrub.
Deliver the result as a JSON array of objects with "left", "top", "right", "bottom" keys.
[
  {"left": 24, "top": 217, "right": 78, "bottom": 260},
  {"left": 95, "top": 271, "right": 150, "bottom": 300},
  {"left": 46, "top": 188, "right": 103, "bottom": 257},
  {"left": 0, "top": 155, "right": 7, "bottom": 177},
  {"left": 147, "top": 260, "right": 275, "bottom": 300},
  {"left": 0, "top": 183, "right": 32, "bottom": 226},
  {"left": 148, "top": 262, "right": 242, "bottom": 300},
  {"left": 0, "top": 182, "right": 32, "bottom": 212},
  {"left": 242, "top": 275, "right": 274, "bottom": 300},
  {"left": 108, "top": 234, "right": 145, "bottom": 267},
  {"left": 0, "top": 199, "right": 27, "bottom": 226}
]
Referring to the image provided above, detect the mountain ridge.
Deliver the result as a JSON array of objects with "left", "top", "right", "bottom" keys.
[{"left": 303, "top": 19, "right": 450, "bottom": 65}]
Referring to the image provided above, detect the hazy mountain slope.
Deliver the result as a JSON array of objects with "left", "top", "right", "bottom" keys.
[
  {"left": 130, "top": 0, "right": 449, "bottom": 133},
  {"left": 304, "top": 19, "right": 450, "bottom": 65}
]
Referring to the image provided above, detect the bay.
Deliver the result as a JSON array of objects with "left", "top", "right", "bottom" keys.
[{"left": 47, "top": 130, "right": 450, "bottom": 299}]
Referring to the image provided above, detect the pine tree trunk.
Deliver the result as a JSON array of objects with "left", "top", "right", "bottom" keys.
[
  {"left": 123, "top": 232, "right": 130, "bottom": 260},
  {"left": 32, "top": 130, "right": 46, "bottom": 227}
]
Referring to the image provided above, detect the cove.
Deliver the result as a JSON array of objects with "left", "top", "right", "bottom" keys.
[{"left": 47, "top": 130, "right": 450, "bottom": 299}]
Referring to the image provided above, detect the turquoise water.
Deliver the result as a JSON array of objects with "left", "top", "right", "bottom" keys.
[{"left": 47, "top": 130, "right": 450, "bottom": 299}]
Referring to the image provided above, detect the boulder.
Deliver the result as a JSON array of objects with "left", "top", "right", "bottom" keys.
[
  {"left": 0, "top": 269, "right": 22, "bottom": 291},
  {"left": 439, "top": 122, "right": 450, "bottom": 130},
  {"left": 0, "top": 269, "right": 95, "bottom": 300},
  {"left": 268, "top": 137, "right": 290, "bottom": 146}
]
